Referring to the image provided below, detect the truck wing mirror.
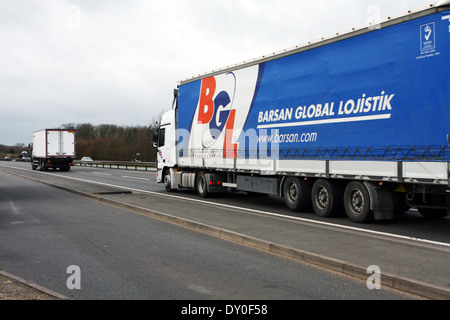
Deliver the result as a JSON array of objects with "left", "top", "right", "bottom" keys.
[{"left": 152, "top": 131, "right": 159, "bottom": 148}]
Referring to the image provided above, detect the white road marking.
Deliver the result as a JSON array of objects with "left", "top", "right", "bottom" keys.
[
  {"left": 92, "top": 172, "right": 111, "bottom": 176},
  {"left": 121, "top": 176, "right": 151, "bottom": 181}
]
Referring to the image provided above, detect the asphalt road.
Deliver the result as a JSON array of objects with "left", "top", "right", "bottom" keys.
[
  {"left": 7, "top": 161, "right": 449, "bottom": 245},
  {"left": 0, "top": 161, "right": 448, "bottom": 301}
]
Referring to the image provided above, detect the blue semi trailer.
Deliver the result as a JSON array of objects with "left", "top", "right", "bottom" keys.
[{"left": 154, "top": 2, "right": 450, "bottom": 223}]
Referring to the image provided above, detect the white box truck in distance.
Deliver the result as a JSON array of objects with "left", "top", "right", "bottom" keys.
[
  {"left": 153, "top": 2, "right": 450, "bottom": 223},
  {"left": 31, "top": 129, "right": 76, "bottom": 172}
]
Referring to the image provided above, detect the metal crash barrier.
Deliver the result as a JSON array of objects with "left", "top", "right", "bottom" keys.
[{"left": 73, "top": 160, "right": 156, "bottom": 171}]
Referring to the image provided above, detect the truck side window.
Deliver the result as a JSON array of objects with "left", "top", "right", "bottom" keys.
[{"left": 159, "top": 128, "right": 165, "bottom": 147}]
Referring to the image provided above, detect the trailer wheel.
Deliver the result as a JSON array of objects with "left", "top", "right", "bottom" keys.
[
  {"left": 283, "top": 177, "right": 311, "bottom": 211},
  {"left": 344, "top": 182, "right": 373, "bottom": 223},
  {"left": 196, "top": 172, "right": 209, "bottom": 198},
  {"left": 311, "top": 179, "right": 344, "bottom": 217}
]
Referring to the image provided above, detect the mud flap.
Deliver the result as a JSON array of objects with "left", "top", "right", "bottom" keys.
[{"left": 364, "top": 182, "right": 394, "bottom": 220}]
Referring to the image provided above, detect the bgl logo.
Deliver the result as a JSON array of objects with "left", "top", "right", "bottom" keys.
[
  {"left": 420, "top": 22, "right": 435, "bottom": 52},
  {"left": 197, "top": 72, "right": 238, "bottom": 159}
]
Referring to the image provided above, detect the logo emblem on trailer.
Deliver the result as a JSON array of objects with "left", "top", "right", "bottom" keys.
[
  {"left": 196, "top": 72, "right": 238, "bottom": 158},
  {"left": 420, "top": 22, "right": 436, "bottom": 52}
]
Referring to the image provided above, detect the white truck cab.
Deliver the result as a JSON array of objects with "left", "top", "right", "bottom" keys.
[{"left": 153, "top": 109, "right": 177, "bottom": 186}]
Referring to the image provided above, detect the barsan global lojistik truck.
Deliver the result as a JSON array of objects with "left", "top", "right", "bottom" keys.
[
  {"left": 31, "top": 129, "right": 76, "bottom": 172},
  {"left": 153, "top": 2, "right": 450, "bottom": 223}
]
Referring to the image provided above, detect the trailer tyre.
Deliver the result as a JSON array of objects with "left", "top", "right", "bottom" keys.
[
  {"left": 344, "top": 182, "right": 373, "bottom": 223},
  {"left": 311, "top": 179, "right": 344, "bottom": 217},
  {"left": 283, "top": 177, "right": 311, "bottom": 211}
]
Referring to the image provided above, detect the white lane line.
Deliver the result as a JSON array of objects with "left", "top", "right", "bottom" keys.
[
  {"left": 121, "top": 176, "right": 151, "bottom": 181},
  {"left": 92, "top": 172, "right": 111, "bottom": 176}
]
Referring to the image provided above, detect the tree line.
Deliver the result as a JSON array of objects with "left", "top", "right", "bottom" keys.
[
  {"left": 60, "top": 122, "right": 159, "bottom": 162},
  {"left": 0, "top": 144, "right": 27, "bottom": 159}
]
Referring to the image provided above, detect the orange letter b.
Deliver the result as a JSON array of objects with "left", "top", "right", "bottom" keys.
[{"left": 197, "top": 77, "right": 216, "bottom": 124}]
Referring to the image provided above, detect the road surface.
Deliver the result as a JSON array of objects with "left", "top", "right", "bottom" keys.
[{"left": 1, "top": 161, "right": 449, "bottom": 302}]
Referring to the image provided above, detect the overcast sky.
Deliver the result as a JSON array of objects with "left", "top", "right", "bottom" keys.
[{"left": 0, "top": 0, "right": 438, "bottom": 146}]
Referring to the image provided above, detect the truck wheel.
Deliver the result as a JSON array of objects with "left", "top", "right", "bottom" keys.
[
  {"left": 283, "top": 177, "right": 311, "bottom": 211},
  {"left": 311, "top": 179, "right": 344, "bottom": 217},
  {"left": 164, "top": 170, "right": 173, "bottom": 192},
  {"left": 196, "top": 172, "right": 209, "bottom": 198},
  {"left": 344, "top": 182, "right": 373, "bottom": 223}
]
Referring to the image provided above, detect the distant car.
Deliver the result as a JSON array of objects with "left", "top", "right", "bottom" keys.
[
  {"left": 13, "top": 151, "right": 31, "bottom": 162},
  {"left": 80, "top": 157, "right": 93, "bottom": 166}
]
